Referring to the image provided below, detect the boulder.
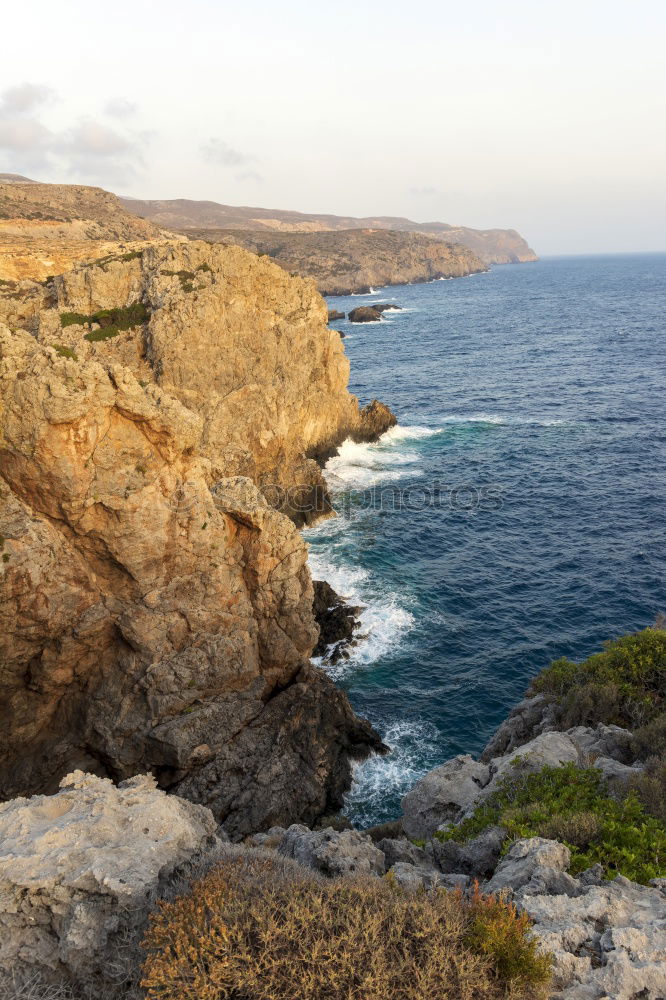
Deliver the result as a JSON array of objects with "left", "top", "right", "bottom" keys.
[
  {"left": 400, "top": 754, "right": 490, "bottom": 839},
  {"left": 481, "top": 695, "right": 556, "bottom": 760},
  {"left": 348, "top": 306, "right": 382, "bottom": 323},
  {"left": 430, "top": 825, "right": 506, "bottom": 878},
  {"left": 353, "top": 399, "right": 398, "bottom": 442},
  {"left": 277, "top": 824, "right": 385, "bottom": 878},
  {"left": 0, "top": 771, "right": 216, "bottom": 985},
  {"left": 485, "top": 837, "right": 571, "bottom": 895},
  {"left": 377, "top": 837, "right": 433, "bottom": 871},
  {"left": 369, "top": 303, "right": 402, "bottom": 313},
  {"left": 327, "top": 309, "right": 345, "bottom": 321}
]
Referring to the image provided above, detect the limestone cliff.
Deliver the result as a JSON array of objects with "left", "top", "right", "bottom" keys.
[
  {"left": 180, "top": 228, "right": 487, "bottom": 295},
  {"left": 0, "top": 241, "right": 390, "bottom": 836}
]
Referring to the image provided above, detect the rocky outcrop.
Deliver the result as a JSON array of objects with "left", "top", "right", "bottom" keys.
[
  {"left": 0, "top": 240, "right": 390, "bottom": 835},
  {"left": 189, "top": 228, "right": 488, "bottom": 295},
  {"left": 0, "top": 771, "right": 217, "bottom": 986},
  {"left": 312, "top": 580, "right": 362, "bottom": 664},
  {"left": 401, "top": 755, "right": 489, "bottom": 839},
  {"left": 349, "top": 306, "right": 382, "bottom": 323},
  {"left": 328, "top": 309, "right": 345, "bottom": 321}
]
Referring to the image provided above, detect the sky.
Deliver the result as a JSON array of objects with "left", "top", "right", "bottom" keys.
[{"left": 1, "top": 0, "right": 665, "bottom": 255}]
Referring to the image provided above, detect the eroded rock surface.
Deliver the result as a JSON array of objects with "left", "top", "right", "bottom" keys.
[
  {"left": 0, "top": 241, "right": 390, "bottom": 833},
  {"left": 0, "top": 771, "right": 216, "bottom": 985}
]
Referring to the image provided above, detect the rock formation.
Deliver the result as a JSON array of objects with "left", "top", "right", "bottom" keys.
[
  {"left": 0, "top": 771, "right": 217, "bottom": 987},
  {"left": 349, "top": 306, "right": 383, "bottom": 323},
  {"left": 180, "top": 228, "right": 488, "bottom": 295},
  {"left": 0, "top": 240, "right": 391, "bottom": 836}
]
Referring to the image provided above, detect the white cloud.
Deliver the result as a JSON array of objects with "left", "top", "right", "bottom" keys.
[
  {"left": 104, "top": 98, "right": 138, "bottom": 119},
  {"left": 59, "top": 120, "right": 134, "bottom": 158},
  {"left": 0, "top": 117, "right": 52, "bottom": 152},
  {"left": 0, "top": 83, "right": 54, "bottom": 115}
]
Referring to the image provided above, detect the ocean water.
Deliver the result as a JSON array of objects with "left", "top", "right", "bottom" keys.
[{"left": 305, "top": 253, "right": 666, "bottom": 828}]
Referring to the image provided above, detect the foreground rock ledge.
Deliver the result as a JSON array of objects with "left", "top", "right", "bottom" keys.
[{"left": 0, "top": 771, "right": 217, "bottom": 986}]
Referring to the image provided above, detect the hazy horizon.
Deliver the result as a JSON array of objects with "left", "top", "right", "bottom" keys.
[{"left": 1, "top": 0, "right": 665, "bottom": 256}]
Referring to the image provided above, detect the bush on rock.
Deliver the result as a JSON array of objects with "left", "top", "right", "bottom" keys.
[{"left": 141, "top": 853, "right": 551, "bottom": 1000}]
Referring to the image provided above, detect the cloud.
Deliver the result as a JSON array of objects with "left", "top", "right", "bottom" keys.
[
  {"left": 59, "top": 120, "right": 134, "bottom": 158},
  {"left": 202, "top": 137, "right": 262, "bottom": 181},
  {"left": 0, "top": 117, "right": 52, "bottom": 152},
  {"left": 104, "top": 98, "right": 138, "bottom": 119},
  {"left": 0, "top": 83, "right": 54, "bottom": 115}
]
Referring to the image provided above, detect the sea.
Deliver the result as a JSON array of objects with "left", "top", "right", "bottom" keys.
[{"left": 304, "top": 253, "right": 666, "bottom": 828}]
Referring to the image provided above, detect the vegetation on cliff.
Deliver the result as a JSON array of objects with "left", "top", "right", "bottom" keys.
[{"left": 141, "top": 854, "right": 551, "bottom": 1000}]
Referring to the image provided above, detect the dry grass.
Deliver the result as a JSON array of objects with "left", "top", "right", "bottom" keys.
[{"left": 141, "top": 853, "right": 551, "bottom": 1000}]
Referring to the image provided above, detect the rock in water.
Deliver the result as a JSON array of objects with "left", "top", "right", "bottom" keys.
[
  {"left": 0, "top": 771, "right": 216, "bottom": 985},
  {"left": 348, "top": 306, "right": 382, "bottom": 323},
  {"left": 312, "top": 579, "right": 362, "bottom": 663},
  {"left": 328, "top": 309, "right": 346, "bottom": 321},
  {"left": 0, "top": 241, "right": 390, "bottom": 836}
]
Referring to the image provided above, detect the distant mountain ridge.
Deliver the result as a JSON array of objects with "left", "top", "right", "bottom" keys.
[{"left": 119, "top": 196, "right": 538, "bottom": 265}]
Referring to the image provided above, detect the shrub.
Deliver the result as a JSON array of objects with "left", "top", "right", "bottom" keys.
[
  {"left": 60, "top": 312, "right": 90, "bottom": 328},
  {"left": 437, "top": 762, "right": 666, "bottom": 884},
  {"left": 84, "top": 327, "right": 119, "bottom": 342},
  {"left": 141, "top": 854, "right": 551, "bottom": 1000},
  {"left": 531, "top": 626, "right": 666, "bottom": 729},
  {"left": 631, "top": 712, "right": 666, "bottom": 761},
  {"left": 629, "top": 757, "right": 666, "bottom": 824},
  {"left": 53, "top": 344, "right": 78, "bottom": 360}
]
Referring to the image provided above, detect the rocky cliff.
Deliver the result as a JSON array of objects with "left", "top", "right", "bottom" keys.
[
  {"left": 119, "top": 194, "right": 538, "bottom": 265},
  {"left": 178, "top": 228, "right": 487, "bottom": 295},
  {"left": 0, "top": 240, "right": 391, "bottom": 836},
  {"left": 0, "top": 182, "right": 168, "bottom": 282}
]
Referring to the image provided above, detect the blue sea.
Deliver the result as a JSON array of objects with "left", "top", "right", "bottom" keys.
[{"left": 305, "top": 253, "right": 666, "bottom": 828}]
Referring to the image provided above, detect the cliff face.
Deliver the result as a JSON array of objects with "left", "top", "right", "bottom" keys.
[
  {"left": 0, "top": 182, "right": 168, "bottom": 282},
  {"left": 119, "top": 194, "right": 538, "bottom": 265},
  {"left": 0, "top": 241, "right": 389, "bottom": 836},
  {"left": 178, "top": 228, "right": 487, "bottom": 295}
]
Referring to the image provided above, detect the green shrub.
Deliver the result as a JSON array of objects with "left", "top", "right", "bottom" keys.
[
  {"left": 437, "top": 762, "right": 666, "bottom": 884},
  {"left": 631, "top": 713, "right": 666, "bottom": 761},
  {"left": 53, "top": 344, "right": 78, "bottom": 360},
  {"left": 60, "top": 311, "right": 90, "bottom": 328},
  {"left": 531, "top": 627, "right": 666, "bottom": 729},
  {"left": 84, "top": 327, "right": 120, "bottom": 342},
  {"left": 141, "top": 854, "right": 551, "bottom": 1000}
]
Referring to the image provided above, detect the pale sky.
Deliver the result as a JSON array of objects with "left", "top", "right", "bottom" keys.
[{"left": 1, "top": 0, "right": 665, "bottom": 255}]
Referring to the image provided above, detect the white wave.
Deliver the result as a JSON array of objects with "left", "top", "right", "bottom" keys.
[
  {"left": 324, "top": 440, "right": 419, "bottom": 489},
  {"left": 379, "top": 424, "right": 442, "bottom": 442},
  {"left": 438, "top": 412, "right": 567, "bottom": 427},
  {"left": 344, "top": 719, "right": 440, "bottom": 825}
]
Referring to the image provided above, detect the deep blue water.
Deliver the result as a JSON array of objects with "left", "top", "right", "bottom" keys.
[{"left": 304, "top": 254, "right": 666, "bottom": 827}]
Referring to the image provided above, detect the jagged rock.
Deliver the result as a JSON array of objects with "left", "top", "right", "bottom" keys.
[
  {"left": 519, "top": 875, "right": 666, "bottom": 999},
  {"left": 377, "top": 837, "right": 433, "bottom": 871},
  {"left": 400, "top": 754, "right": 490, "bottom": 839},
  {"left": 0, "top": 241, "right": 390, "bottom": 835},
  {"left": 370, "top": 303, "right": 402, "bottom": 313},
  {"left": 481, "top": 694, "right": 556, "bottom": 760},
  {"left": 363, "top": 819, "right": 405, "bottom": 842},
  {"left": 277, "top": 824, "right": 385, "bottom": 877},
  {"left": 246, "top": 826, "right": 287, "bottom": 849},
  {"left": 312, "top": 579, "right": 361, "bottom": 663},
  {"left": 0, "top": 771, "right": 216, "bottom": 984},
  {"left": 348, "top": 306, "right": 382, "bottom": 323},
  {"left": 353, "top": 399, "right": 398, "bottom": 442},
  {"left": 328, "top": 309, "right": 345, "bottom": 321},
  {"left": 485, "top": 837, "right": 571, "bottom": 895},
  {"left": 430, "top": 825, "right": 507, "bottom": 878}
]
